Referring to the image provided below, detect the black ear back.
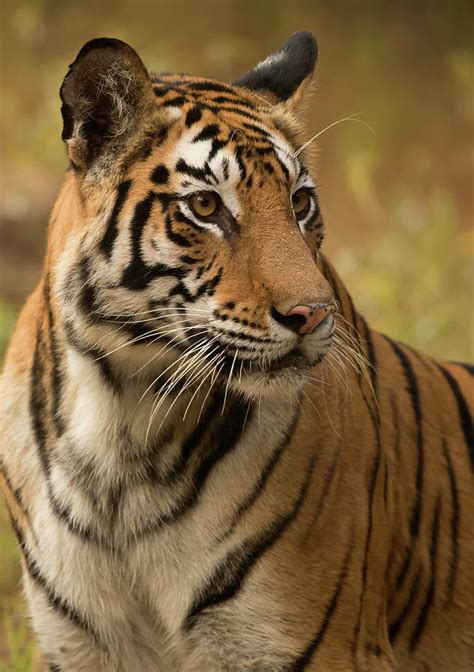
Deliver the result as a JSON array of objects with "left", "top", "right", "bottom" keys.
[
  {"left": 234, "top": 32, "right": 318, "bottom": 104},
  {"left": 60, "top": 38, "right": 154, "bottom": 170}
]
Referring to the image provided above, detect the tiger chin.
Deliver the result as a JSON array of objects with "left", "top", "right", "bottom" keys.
[{"left": 1, "top": 32, "right": 473, "bottom": 672}]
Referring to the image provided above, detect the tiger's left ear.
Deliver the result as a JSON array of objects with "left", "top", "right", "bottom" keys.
[{"left": 233, "top": 32, "right": 318, "bottom": 109}]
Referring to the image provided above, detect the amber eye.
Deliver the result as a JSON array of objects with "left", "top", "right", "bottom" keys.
[
  {"left": 292, "top": 189, "right": 311, "bottom": 217},
  {"left": 189, "top": 192, "right": 219, "bottom": 219}
]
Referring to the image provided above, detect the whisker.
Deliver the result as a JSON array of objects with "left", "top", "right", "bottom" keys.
[
  {"left": 222, "top": 349, "right": 239, "bottom": 415},
  {"left": 292, "top": 113, "right": 376, "bottom": 159}
]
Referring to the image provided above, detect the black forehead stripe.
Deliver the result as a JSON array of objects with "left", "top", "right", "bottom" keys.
[
  {"left": 211, "top": 95, "right": 257, "bottom": 111},
  {"left": 274, "top": 155, "right": 290, "bottom": 181},
  {"left": 255, "top": 146, "right": 275, "bottom": 156},
  {"left": 175, "top": 159, "right": 216, "bottom": 185},
  {"left": 185, "top": 106, "right": 203, "bottom": 127},
  {"left": 234, "top": 145, "right": 247, "bottom": 181},
  {"left": 153, "top": 85, "right": 171, "bottom": 97},
  {"left": 192, "top": 101, "right": 265, "bottom": 125},
  {"left": 163, "top": 95, "right": 187, "bottom": 108},
  {"left": 222, "top": 158, "right": 230, "bottom": 181},
  {"left": 208, "top": 138, "right": 228, "bottom": 162},
  {"left": 186, "top": 81, "right": 236, "bottom": 94},
  {"left": 192, "top": 124, "right": 220, "bottom": 143},
  {"left": 241, "top": 121, "right": 272, "bottom": 139}
]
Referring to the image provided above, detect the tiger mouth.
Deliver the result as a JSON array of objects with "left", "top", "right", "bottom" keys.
[{"left": 220, "top": 347, "right": 319, "bottom": 380}]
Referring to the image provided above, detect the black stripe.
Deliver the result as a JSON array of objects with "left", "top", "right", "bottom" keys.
[
  {"left": 351, "top": 403, "right": 382, "bottom": 660},
  {"left": 442, "top": 440, "right": 460, "bottom": 604},
  {"left": 185, "top": 455, "right": 315, "bottom": 630},
  {"left": 11, "top": 519, "right": 102, "bottom": 645},
  {"left": 187, "top": 81, "right": 236, "bottom": 94},
  {"left": 211, "top": 94, "right": 256, "bottom": 110},
  {"left": 153, "top": 84, "right": 179, "bottom": 97},
  {"left": 319, "top": 256, "right": 343, "bottom": 316},
  {"left": 359, "top": 315, "right": 377, "bottom": 394},
  {"left": 175, "top": 158, "right": 215, "bottom": 184},
  {"left": 384, "top": 338, "right": 424, "bottom": 543},
  {"left": 185, "top": 106, "right": 202, "bottom": 127},
  {"left": 163, "top": 95, "right": 186, "bottom": 107},
  {"left": 30, "top": 322, "right": 50, "bottom": 474},
  {"left": 30, "top": 325, "right": 115, "bottom": 548},
  {"left": 290, "top": 541, "right": 353, "bottom": 671},
  {"left": 133, "top": 399, "right": 253, "bottom": 543},
  {"left": 120, "top": 193, "right": 188, "bottom": 291},
  {"left": 303, "top": 446, "right": 340, "bottom": 541},
  {"left": 409, "top": 495, "right": 441, "bottom": 650},
  {"left": 47, "top": 303, "right": 65, "bottom": 436},
  {"left": 436, "top": 364, "right": 474, "bottom": 471},
  {"left": 234, "top": 145, "right": 247, "bottom": 181},
  {"left": 193, "top": 124, "right": 220, "bottom": 143},
  {"left": 77, "top": 257, "right": 100, "bottom": 319},
  {"left": 63, "top": 321, "right": 120, "bottom": 392},
  {"left": 99, "top": 180, "right": 131, "bottom": 258},
  {"left": 388, "top": 565, "right": 422, "bottom": 642},
  {"left": 0, "top": 464, "right": 38, "bottom": 545},
  {"left": 120, "top": 193, "right": 154, "bottom": 289},
  {"left": 241, "top": 121, "right": 272, "bottom": 139},
  {"left": 170, "top": 391, "right": 222, "bottom": 479},
  {"left": 191, "top": 399, "right": 251, "bottom": 498},
  {"left": 208, "top": 137, "right": 228, "bottom": 162},
  {"left": 150, "top": 165, "right": 169, "bottom": 185},
  {"left": 390, "top": 393, "right": 401, "bottom": 465},
  {"left": 165, "top": 213, "right": 193, "bottom": 248},
  {"left": 218, "top": 405, "right": 301, "bottom": 541}
]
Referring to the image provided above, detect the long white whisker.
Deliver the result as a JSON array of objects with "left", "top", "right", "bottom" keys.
[
  {"left": 182, "top": 351, "right": 225, "bottom": 421},
  {"left": 222, "top": 349, "right": 238, "bottom": 415},
  {"left": 292, "top": 113, "right": 376, "bottom": 158}
]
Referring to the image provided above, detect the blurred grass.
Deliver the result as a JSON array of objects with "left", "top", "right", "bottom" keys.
[{"left": 0, "top": 0, "right": 473, "bottom": 666}]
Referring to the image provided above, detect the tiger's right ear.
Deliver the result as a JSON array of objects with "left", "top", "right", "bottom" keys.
[{"left": 60, "top": 38, "right": 155, "bottom": 171}]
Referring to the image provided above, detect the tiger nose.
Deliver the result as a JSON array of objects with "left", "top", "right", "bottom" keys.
[{"left": 271, "top": 303, "right": 334, "bottom": 335}]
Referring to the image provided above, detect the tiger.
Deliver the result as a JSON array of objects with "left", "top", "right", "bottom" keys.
[{"left": 0, "top": 31, "right": 473, "bottom": 672}]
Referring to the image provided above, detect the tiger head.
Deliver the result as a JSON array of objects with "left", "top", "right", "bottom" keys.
[{"left": 52, "top": 33, "right": 336, "bottom": 399}]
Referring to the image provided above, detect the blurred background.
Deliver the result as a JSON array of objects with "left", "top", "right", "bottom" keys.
[{"left": 0, "top": 0, "right": 472, "bottom": 667}]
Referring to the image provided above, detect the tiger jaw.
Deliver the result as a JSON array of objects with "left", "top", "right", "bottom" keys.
[{"left": 217, "top": 322, "right": 335, "bottom": 398}]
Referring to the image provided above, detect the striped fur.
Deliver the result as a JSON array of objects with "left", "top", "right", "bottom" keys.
[{"left": 0, "top": 34, "right": 473, "bottom": 671}]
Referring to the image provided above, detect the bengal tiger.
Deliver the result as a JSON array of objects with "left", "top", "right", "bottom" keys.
[{"left": 0, "top": 32, "right": 472, "bottom": 672}]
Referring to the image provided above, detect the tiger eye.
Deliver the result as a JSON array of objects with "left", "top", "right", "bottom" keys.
[
  {"left": 190, "top": 192, "right": 219, "bottom": 218},
  {"left": 292, "top": 189, "right": 310, "bottom": 215}
]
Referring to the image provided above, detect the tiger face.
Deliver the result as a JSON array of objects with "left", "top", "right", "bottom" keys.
[{"left": 56, "top": 35, "right": 336, "bottom": 399}]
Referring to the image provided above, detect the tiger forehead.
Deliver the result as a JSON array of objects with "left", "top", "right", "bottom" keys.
[
  {"left": 152, "top": 76, "right": 271, "bottom": 120},
  {"left": 152, "top": 78, "right": 295, "bottom": 151},
  {"left": 148, "top": 77, "right": 301, "bottom": 188}
]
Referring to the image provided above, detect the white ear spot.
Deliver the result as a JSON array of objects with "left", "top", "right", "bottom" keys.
[{"left": 254, "top": 50, "right": 286, "bottom": 72}]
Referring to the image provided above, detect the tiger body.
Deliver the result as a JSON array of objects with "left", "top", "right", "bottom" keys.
[{"left": 0, "top": 34, "right": 473, "bottom": 672}]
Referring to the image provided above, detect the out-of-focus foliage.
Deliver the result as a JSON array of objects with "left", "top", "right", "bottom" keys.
[{"left": 0, "top": 0, "right": 472, "bottom": 666}]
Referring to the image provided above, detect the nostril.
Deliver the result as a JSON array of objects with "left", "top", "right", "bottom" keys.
[
  {"left": 271, "top": 303, "right": 334, "bottom": 336},
  {"left": 270, "top": 306, "right": 307, "bottom": 335}
]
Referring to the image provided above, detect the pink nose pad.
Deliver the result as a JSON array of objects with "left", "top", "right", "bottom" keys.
[{"left": 286, "top": 304, "right": 331, "bottom": 335}]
